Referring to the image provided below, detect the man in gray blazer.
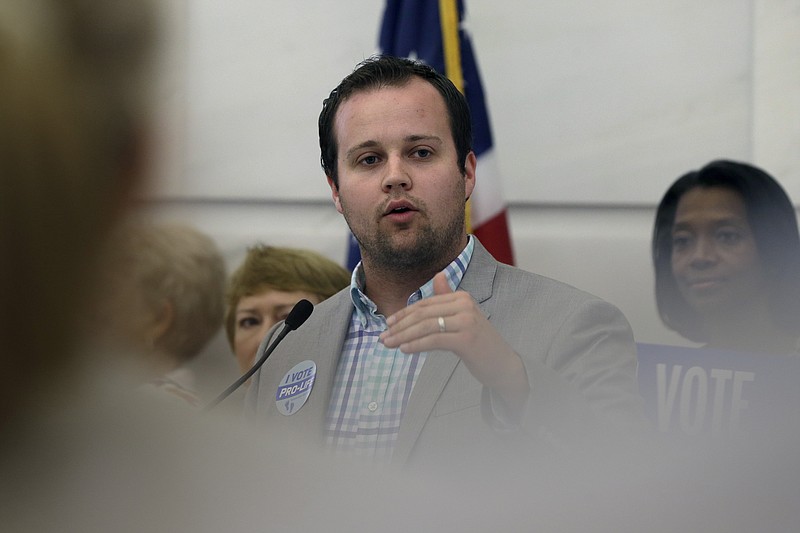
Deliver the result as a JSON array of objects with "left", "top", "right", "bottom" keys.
[{"left": 245, "top": 55, "right": 646, "bottom": 467}]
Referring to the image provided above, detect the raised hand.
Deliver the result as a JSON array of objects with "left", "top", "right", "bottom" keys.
[{"left": 380, "top": 272, "right": 529, "bottom": 416}]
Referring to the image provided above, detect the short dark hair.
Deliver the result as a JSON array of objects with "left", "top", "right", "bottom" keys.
[
  {"left": 652, "top": 159, "right": 800, "bottom": 342},
  {"left": 318, "top": 55, "right": 473, "bottom": 188}
]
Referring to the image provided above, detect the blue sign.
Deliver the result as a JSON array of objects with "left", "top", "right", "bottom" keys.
[{"left": 637, "top": 343, "right": 800, "bottom": 438}]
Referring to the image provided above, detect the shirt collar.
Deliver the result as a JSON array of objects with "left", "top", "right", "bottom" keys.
[{"left": 349, "top": 235, "right": 476, "bottom": 326}]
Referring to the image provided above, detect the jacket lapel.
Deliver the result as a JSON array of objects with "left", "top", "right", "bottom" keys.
[
  {"left": 392, "top": 239, "right": 498, "bottom": 463},
  {"left": 268, "top": 291, "right": 352, "bottom": 444},
  {"left": 392, "top": 348, "right": 459, "bottom": 463}
]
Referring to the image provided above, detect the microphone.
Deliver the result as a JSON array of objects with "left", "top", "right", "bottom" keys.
[{"left": 203, "top": 299, "right": 314, "bottom": 412}]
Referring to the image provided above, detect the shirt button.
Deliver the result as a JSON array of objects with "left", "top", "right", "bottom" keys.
[{"left": 368, "top": 401, "right": 378, "bottom": 412}]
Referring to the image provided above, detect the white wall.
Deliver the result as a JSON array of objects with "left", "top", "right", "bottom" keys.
[{"left": 142, "top": 1, "right": 800, "bottom": 393}]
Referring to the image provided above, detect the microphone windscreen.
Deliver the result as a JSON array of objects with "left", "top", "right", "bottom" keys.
[{"left": 284, "top": 299, "right": 314, "bottom": 330}]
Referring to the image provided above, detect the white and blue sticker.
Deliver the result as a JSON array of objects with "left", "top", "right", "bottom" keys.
[{"left": 275, "top": 360, "right": 317, "bottom": 416}]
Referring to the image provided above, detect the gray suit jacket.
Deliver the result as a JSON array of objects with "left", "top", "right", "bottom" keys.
[{"left": 245, "top": 240, "right": 645, "bottom": 466}]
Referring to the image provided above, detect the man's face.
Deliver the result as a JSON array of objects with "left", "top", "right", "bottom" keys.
[
  {"left": 327, "top": 77, "right": 476, "bottom": 272},
  {"left": 670, "top": 186, "right": 767, "bottom": 318}
]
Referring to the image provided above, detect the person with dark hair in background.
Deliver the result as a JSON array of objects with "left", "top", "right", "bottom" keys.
[
  {"left": 652, "top": 159, "right": 800, "bottom": 354},
  {"left": 225, "top": 244, "right": 350, "bottom": 376},
  {"left": 245, "top": 55, "right": 647, "bottom": 467}
]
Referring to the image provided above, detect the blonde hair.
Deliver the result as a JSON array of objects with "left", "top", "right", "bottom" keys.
[
  {"left": 107, "top": 223, "right": 227, "bottom": 364},
  {"left": 0, "top": 0, "right": 156, "bottom": 421},
  {"left": 224, "top": 245, "right": 350, "bottom": 347}
]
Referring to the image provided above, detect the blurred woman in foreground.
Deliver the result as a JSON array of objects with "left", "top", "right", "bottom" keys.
[
  {"left": 0, "top": 0, "right": 157, "bottom": 430},
  {"left": 0, "top": 4, "right": 337, "bottom": 531}
]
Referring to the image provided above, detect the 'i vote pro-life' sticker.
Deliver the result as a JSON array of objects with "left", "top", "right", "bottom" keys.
[{"left": 275, "top": 360, "right": 316, "bottom": 416}]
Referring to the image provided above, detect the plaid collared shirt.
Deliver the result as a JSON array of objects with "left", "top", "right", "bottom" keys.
[{"left": 324, "top": 237, "right": 475, "bottom": 462}]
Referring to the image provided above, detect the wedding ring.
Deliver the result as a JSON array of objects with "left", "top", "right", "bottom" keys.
[{"left": 438, "top": 316, "right": 446, "bottom": 333}]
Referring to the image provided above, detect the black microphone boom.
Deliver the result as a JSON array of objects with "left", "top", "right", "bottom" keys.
[{"left": 203, "top": 299, "right": 313, "bottom": 412}]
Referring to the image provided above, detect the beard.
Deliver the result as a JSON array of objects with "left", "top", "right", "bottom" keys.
[{"left": 344, "top": 196, "right": 466, "bottom": 275}]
